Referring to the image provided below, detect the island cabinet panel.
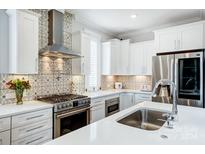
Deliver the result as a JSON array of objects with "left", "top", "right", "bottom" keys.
[
  {"left": 11, "top": 108, "right": 53, "bottom": 145},
  {"left": 0, "top": 117, "right": 10, "bottom": 132},
  {"left": 6, "top": 9, "right": 40, "bottom": 74},
  {"left": 12, "top": 129, "right": 52, "bottom": 145},
  {"left": 0, "top": 117, "right": 11, "bottom": 145},
  {"left": 12, "top": 108, "right": 52, "bottom": 128},
  {"left": 0, "top": 130, "right": 10, "bottom": 145}
]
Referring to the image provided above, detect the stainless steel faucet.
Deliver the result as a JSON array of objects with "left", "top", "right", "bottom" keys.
[{"left": 152, "top": 79, "right": 178, "bottom": 121}]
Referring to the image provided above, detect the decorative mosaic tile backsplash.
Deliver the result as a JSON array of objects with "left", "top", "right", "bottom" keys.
[
  {"left": 101, "top": 75, "right": 152, "bottom": 90},
  {"left": 0, "top": 10, "right": 84, "bottom": 105}
]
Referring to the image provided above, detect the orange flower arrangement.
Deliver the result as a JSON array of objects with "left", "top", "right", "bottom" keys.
[{"left": 6, "top": 79, "right": 31, "bottom": 105}]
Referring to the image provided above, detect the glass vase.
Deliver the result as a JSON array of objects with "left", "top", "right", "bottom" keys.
[{"left": 15, "top": 89, "right": 24, "bottom": 105}]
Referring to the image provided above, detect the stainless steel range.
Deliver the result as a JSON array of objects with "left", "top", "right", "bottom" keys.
[{"left": 37, "top": 94, "right": 91, "bottom": 138}]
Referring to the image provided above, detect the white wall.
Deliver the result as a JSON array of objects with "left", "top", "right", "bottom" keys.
[
  {"left": 72, "top": 20, "right": 115, "bottom": 42},
  {"left": 0, "top": 10, "right": 9, "bottom": 73}
]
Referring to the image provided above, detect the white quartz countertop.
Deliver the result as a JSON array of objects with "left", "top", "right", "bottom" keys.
[
  {"left": 83, "top": 89, "right": 152, "bottom": 99},
  {"left": 0, "top": 101, "right": 53, "bottom": 118},
  {"left": 46, "top": 101, "right": 205, "bottom": 145}
]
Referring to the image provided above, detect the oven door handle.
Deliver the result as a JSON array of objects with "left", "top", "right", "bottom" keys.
[{"left": 56, "top": 107, "right": 91, "bottom": 119}]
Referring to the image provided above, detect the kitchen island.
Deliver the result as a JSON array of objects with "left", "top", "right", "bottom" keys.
[{"left": 46, "top": 101, "right": 205, "bottom": 145}]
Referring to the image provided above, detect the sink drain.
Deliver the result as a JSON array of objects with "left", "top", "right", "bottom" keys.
[{"left": 160, "top": 134, "right": 168, "bottom": 139}]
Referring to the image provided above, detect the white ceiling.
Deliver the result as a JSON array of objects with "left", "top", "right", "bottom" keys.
[{"left": 70, "top": 9, "right": 204, "bottom": 36}]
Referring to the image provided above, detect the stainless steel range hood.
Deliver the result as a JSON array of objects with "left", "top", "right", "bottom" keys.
[{"left": 39, "top": 9, "right": 81, "bottom": 58}]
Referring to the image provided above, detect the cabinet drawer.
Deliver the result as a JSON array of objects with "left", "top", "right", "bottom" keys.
[
  {"left": 12, "top": 129, "right": 52, "bottom": 145},
  {"left": 12, "top": 108, "right": 52, "bottom": 128},
  {"left": 0, "top": 130, "right": 10, "bottom": 145},
  {"left": 12, "top": 118, "right": 52, "bottom": 141},
  {"left": 0, "top": 117, "right": 10, "bottom": 132}
]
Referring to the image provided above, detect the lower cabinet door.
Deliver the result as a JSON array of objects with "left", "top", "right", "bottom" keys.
[
  {"left": 120, "top": 93, "right": 135, "bottom": 111},
  {"left": 91, "top": 103, "right": 105, "bottom": 123},
  {"left": 135, "top": 94, "right": 152, "bottom": 104},
  {"left": 12, "top": 129, "right": 52, "bottom": 145},
  {"left": 0, "top": 130, "right": 10, "bottom": 145}
]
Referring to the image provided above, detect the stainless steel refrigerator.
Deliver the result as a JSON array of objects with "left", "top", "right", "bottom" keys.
[{"left": 152, "top": 50, "right": 204, "bottom": 108}]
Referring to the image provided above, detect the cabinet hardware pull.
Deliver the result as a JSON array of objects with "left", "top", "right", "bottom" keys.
[
  {"left": 26, "top": 114, "right": 44, "bottom": 120},
  {"left": 26, "top": 136, "right": 44, "bottom": 145},
  {"left": 57, "top": 107, "right": 91, "bottom": 119},
  {"left": 177, "top": 40, "right": 180, "bottom": 49},
  {"left": 26, "top": 125, "right": 44, "bottom": 132}
]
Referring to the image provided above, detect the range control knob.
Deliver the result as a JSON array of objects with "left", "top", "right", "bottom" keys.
[
  {"left": 58, "top": 104, "right": 62, "bottom": 109},
  {"left": 63, "top": 104, "right": 67, "bottom": 108}
]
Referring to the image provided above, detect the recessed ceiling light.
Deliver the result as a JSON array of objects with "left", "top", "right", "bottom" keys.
[{"left": 130, "top": 14, "right": 137, "bottom": 19}]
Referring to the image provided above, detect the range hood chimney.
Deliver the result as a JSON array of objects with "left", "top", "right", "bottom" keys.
[{"left": 39, "top": 9, "right": 81, "bottom": 58}]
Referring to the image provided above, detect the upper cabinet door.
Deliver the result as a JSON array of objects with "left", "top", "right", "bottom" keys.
[
  {"left": 101, "top": 39, "right": 121, "bottom": 75},
  {"left": 119, "top": 39, "right": 130, "bottom": 75},
  {"left": 155, "top": 30, "right": 178, "bottom": 52},
  {"left": 129, "top": 42, "right": 144, "bottom": 75},
  {"left": 110, "top": 39, "right": 120, "bottom": 74},
  {"left": 143, "top": 41, "right": 155, "bottom": 75},
  {"left": 179, "top": 23, "right": 204, "bottom": 50},
  {"left": 102, "top": 42, "right": 111, "bottom": 75},
  {"left": 6, "top": 10, "right": 40, "bottom": 74},
  {"left": 18, "top": 11, "right": 39, "bottom": 74},
  {"left": 129, "top": 41, "right": 154, "bottom": 75},
  {"left": 154, "top": 21, "right": 205, "bottom": 53}
]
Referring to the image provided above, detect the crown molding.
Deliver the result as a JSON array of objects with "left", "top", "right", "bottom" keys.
[{"left": 117, "top": 16, "right": 203, "bottom": 39}]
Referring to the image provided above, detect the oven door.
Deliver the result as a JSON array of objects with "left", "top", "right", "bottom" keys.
[
  {"left": 175, "top": 51, "right": 203, "bottom": 107},
  {"left": 54, "top": 106, "right": 90, "bottom": 138},
  {"left": 105, "top": 97, "right": 120, "bottom": 117}
]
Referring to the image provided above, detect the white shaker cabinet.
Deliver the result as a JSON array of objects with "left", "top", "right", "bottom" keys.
[
  {"left": 144, "top": 41, "right": 155, "bottom": 75},
  {"left": 155, "top": 30, "right": 179, "bottom": 52},
  {"left": 129, "top": 43, "right": 144, "bottom": 75},
  {"left": 120, "top": 93, "right": 135, "bottom": 111},
  {"left": 135, "top": 93, "right": 152, "bottom": 104},
  {"left": 102, "top": 39, "right": 130, "bottom": 75},
  {"left": 129, "top": 41, "right": 155, "bottom": 75},
  {"left": 154, "top": 21, "right": 205, "bottom": 53},
  {"left": 180, "top": 23, "right": 204, "bottom": 50},
  {"left": 90, "top": 98, "right": 105, "bottom": 123},
  {"left": 6, "top": 9, "right": 40, "bottom": 74},
  {"left": 118, "top": 39, "right": 130, "bottom": 75},
  {"left": 102, "top": 39, "right": 120, "bottom": 75},
  {"left": 72, "top": 32, "right": 90, "bottom": 75}
]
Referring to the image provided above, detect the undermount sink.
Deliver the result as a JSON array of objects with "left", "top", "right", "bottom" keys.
[{"left": 117, "top": 109, "right": 169, "bottom": 131}]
